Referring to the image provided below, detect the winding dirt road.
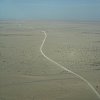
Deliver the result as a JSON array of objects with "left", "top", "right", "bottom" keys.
[{"left": 40, "top": 31, "right": 100, "bottom": 99}]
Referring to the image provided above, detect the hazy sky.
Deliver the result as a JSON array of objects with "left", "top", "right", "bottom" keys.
[{"left": 0, "top": 0, "right": 100, "bottom": 20}]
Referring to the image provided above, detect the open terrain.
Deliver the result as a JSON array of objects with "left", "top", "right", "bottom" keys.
[{"left": 0, "top": 20, "right": 100, "bottom": 100}]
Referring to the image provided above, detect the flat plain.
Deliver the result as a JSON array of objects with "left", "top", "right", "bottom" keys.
[{"left": 0, "top": 20, "right": 100, "bottom": 100}]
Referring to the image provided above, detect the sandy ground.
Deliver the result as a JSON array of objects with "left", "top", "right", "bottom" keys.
[{"left": 0, "top": 20, "right": 100, "bottom": 100}]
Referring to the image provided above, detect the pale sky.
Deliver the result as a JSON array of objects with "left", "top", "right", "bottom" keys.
[{"left": 0, "top": 0, "right": 100, "bottom": 21}]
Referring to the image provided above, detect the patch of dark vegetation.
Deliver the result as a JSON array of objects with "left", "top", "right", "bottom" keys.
[
  {"left": 0, "top": 96, "right": 6, "bottom": 100},
  {"left": 81, "top": 32, "right": 100, "bottom": 34},
  {"left": 94, "top": 41, "right": 100, "bottom": 43},
  {"left": 0, "top": 33, "right": 33, "bottom": 37},
  {"left": 57, "top": 97, "right": 67, "bottom": 100},
  {"left": 2, "top": 28, "right": 34, "bottom": 32},
  {"left": 0, "top": 52, "right": 2, "bottom": 56},
  {"left": 23, "top": 71, "right": 70, "bottom": 77},
  {"left": 81, "top": 32, "right": 88, "bottom": 34},
  {"left": 90, "top": 62, "right": 100, "bottom": 66},
  {"left": 1, "top": 77, "right": 75, "bottom": 87},
  {"left": 94, "top": 68, "right": 100, "bottom": 70},
  {"left": 95, "top": 33, "right": 100, "bottom": 34},
  {"left": 2, "top": 60, "right": 6, "bottom": 63}
]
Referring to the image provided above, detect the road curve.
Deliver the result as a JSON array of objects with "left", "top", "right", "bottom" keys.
[{"left": 40, "top": 31, "right": 100, "bottom": 99}]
